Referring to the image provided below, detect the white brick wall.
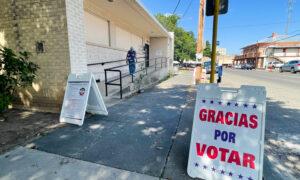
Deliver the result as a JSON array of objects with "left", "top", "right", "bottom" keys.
[
  {"left": 86, "top": 43, "right": 144, "bottom": 81},
  {"left": 65, "top": 0, "right": 87, "bottom": 74},
  {"left": 0, "top": 0, "right": 173, "bottom": 110}
]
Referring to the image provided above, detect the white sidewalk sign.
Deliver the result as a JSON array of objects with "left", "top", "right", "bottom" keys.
[
  {"left": 60, "top": 73, "right": 108, "bottom": 126},
  {"left": 187, "top": 84, "right": 266, "bottom": 180}
]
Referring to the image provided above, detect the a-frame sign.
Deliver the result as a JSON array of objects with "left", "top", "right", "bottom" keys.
[{"left": 60, "top": 73, "right": 108, "bottom": 126}]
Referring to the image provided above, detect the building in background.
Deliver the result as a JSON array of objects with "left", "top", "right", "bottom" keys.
[
  {"left": 218, "top": 55, "right": 234, "bottom": 67},
  {"left": 216, "top": 47, "right": 233, "bottom": 66},
  {"left": 217, "top": 47, "right": 227, "bottom": 56},
  {"left": 233, "top": 33, "right": 300, "bottom": 68},
  {"left": 265, "top": 45, "right": 300, "bottom": 65},
  {"left": 0, "top": 0, "right": 174, "bottom": 111},
  {"left": 201, "top": 46, "right": 234, "bottom": 67}
]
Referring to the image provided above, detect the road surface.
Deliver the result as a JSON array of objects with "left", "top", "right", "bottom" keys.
[{"left": 222, "top": 68, "right": 300, "bottom": 179}]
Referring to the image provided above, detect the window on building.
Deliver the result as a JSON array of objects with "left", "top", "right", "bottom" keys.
[
  {"left": 84, "top": 11, "right": 109, "bottom": 46},
  {"left": 36, "top": 41, "right": 45, "bottom": 54},
  {"left": 116, "top": 26, "right": 143, "bottom": 51},
  {"left": 116, "top": 27, "right": 131, "bottom": 50}
]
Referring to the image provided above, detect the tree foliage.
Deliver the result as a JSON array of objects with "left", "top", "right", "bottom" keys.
[
  {"left": 155, "top": 14, "right": 196, "bottom": 62},
  {"left": 203, "top": 41, "right": 212, "bottom": 57},
  {"left": 0, "top": 47, "right": 39, "bottom": 113}
]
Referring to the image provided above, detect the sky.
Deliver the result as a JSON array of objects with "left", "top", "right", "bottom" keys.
[{"left": 140, "top": 0, "right": 300, "bottom": 55}]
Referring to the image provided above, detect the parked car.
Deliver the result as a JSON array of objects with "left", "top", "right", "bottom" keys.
[
  {"left": 225, "top": 64, "right": 233, "bottom": 68},
  {"left": 279, "top": 60, "right": 300, "bottom": 73},
  {"left": 268, "top": 61, "right": 284, "bottom": 69},
  {"left": 173, "top": 61, "right": 180, "bottom": 66},
  {"left": 203, "top": 61, "right": 218, "bottom": 74},
  {"left": 241, "top": 63, "right": 255, "bottom": 70},
  {"left": 234, "top": 64, "right": 242, "bottom": 69}
]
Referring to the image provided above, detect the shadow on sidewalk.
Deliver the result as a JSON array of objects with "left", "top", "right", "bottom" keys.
[{"left": 264, "top": 99, "right": 300, "bottom": 179}]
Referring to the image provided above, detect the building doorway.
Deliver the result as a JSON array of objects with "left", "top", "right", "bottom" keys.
[{"left": 144, "top": 44, "right": 150, "bottom": 67}]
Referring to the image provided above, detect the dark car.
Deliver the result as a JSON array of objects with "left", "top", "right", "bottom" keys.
[
  {"left": 241, "top": 63, "right": 255, "bottom": 70},
  {"left": 203, "top": 61, "right": 218, "bottom": 74}
]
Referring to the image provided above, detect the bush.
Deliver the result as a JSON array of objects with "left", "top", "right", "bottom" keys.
[{"left": 0, "top": 47, "right": 39, "bottom": 113}]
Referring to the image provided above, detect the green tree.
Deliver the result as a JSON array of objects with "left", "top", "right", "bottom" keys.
[
  {"left": 203, "top": 41, "right": 212, "bottom": 57},
  {"left": 155, "top": 14, "right": 179, "bottom": 32},
  {"left": 155, "top": 14, "right": 196, "bottom": 62},
  {"left": 0, "top": 47, "right": 39, "bottom": 119}
]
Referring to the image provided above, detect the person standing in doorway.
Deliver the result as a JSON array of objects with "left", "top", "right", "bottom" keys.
[
  {"left": 217, "top": 64, "right": 223, "bottom": 84},
  {"left": 126, "top": 47, "right": 137, "bottom": 76}
]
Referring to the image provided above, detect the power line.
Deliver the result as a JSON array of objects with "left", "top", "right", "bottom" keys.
[
  {"left": 205, "top": 20, "right": 300, "bottom": 30},
  {"left": 173, "top": 0, "right": 181, "bottom": 14},
  {"left": 272, "top": 33, "right": 300, "bottom": 43},
  {"left": 182, "top": 0, "right": 193, "bottom": 18},
  {"left": 288, "top": 30, "right": 300, "bottom": 34}
]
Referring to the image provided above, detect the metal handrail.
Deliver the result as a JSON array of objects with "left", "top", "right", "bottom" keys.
[
  {"left": 87, "top": 57, "right": 145, "bottom": 66},
  {"left": 106, "top": 57, "right": 167, "bottom": 70},
  {"left": 104, "top": 57, "right": 169, "bottom": 99},
  {"left": 106, "top": 58, "right": 167, "bottom": 83},
  {"left": 108, "top": 60, "right": 146, "bottom": 70}
]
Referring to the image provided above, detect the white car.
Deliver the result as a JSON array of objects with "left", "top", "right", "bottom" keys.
[
  {"left": 268, "top": 61, "right": 283, "bottom": 69},
  {"left": 173, "top": 61, "right": 180, "bottom": 65},
  {"left": 234, "top": 64, "right": 242, "bottom": 69},
  {"left": 280, "top": 60, "right": 300, "bottom": 73}
]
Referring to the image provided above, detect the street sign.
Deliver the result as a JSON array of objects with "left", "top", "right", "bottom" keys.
[
  {"left": 196, "top": 53, "right": 203, "bottom": 59},
  {"left": 206, "top": 0, "right": 229, "bottom": 16},
  {"left": 187, "top": 84, "right": 266, "bottom": 180},
  {"left": 60, "top": 73, "right": 108, "bottom": 126}
]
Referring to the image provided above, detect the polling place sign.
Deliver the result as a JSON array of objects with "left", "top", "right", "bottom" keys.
[
  {"left": 187, "top": 84, "right": 266, "bottom": 180},
  {"left": 60, "top": 73, "right": 108, "bottom": 126}
]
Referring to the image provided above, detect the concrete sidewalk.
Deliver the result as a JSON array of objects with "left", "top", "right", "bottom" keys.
[
  {"left": 1, "top": 70, "right": 297, "bottom": 180},
  {"left": 0, "top": 147, "right": 160, "bottom": 180},
  {"left": 0, "top": 71, "right": 196, "bottom": 180}
]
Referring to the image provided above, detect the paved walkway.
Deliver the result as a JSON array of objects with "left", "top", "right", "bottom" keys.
[
  {"left": 1, "top": 70, "right": 293, "bottom": 180},
  {"left": 0, "top": 147, "right": 159, "bottom": 180},
  {"left": 0, "top": 71, "right": 196, "bottom": 180}
]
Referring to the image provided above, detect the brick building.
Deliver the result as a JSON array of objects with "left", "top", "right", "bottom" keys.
[
  {"left": 0, "top": 0, "right": 174, "bottom": 111},
  {"left": 233, "top": 33, "right": 300, "bottom": 68}
]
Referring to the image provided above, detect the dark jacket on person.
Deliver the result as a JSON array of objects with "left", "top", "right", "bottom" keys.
[
  {"left": 218, "top": 65, "right": 223, "bottom": 77},
  {"left": 126, "top": 49, "right": 136, "bottom": 64}
]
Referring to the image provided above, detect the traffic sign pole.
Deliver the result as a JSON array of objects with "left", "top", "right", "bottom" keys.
[{"left": 210, "top": 0, "right": 220, "bottom": 83}]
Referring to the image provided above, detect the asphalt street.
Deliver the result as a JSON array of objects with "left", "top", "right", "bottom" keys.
[
  {"left": 221, "top": 69, "right": 300, "bottom": 109},
  {"left": 224, "top": 69, "right": 300, "bottom": 88},
  {"left": 222, "top": 68, "right": 300, "bottom": 179}
]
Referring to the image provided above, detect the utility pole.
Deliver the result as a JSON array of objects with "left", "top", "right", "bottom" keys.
[
  {"left": 285, "top": 0, "right": 294, "bottom": 34},
  {"left": 196, "top": 0, "right": 206, "bottom": 60},
  {"left": 210, "top": 0, "right": 220, "bottom": 83}
]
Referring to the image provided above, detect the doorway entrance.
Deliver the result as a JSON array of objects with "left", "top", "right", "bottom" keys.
[{"left": 144, "top": 44, "right": 150, "bottom": 67}]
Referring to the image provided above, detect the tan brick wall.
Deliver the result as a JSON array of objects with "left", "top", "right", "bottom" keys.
[{"left": 0, "top": 0, "right": 71, "bottom": 111}]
